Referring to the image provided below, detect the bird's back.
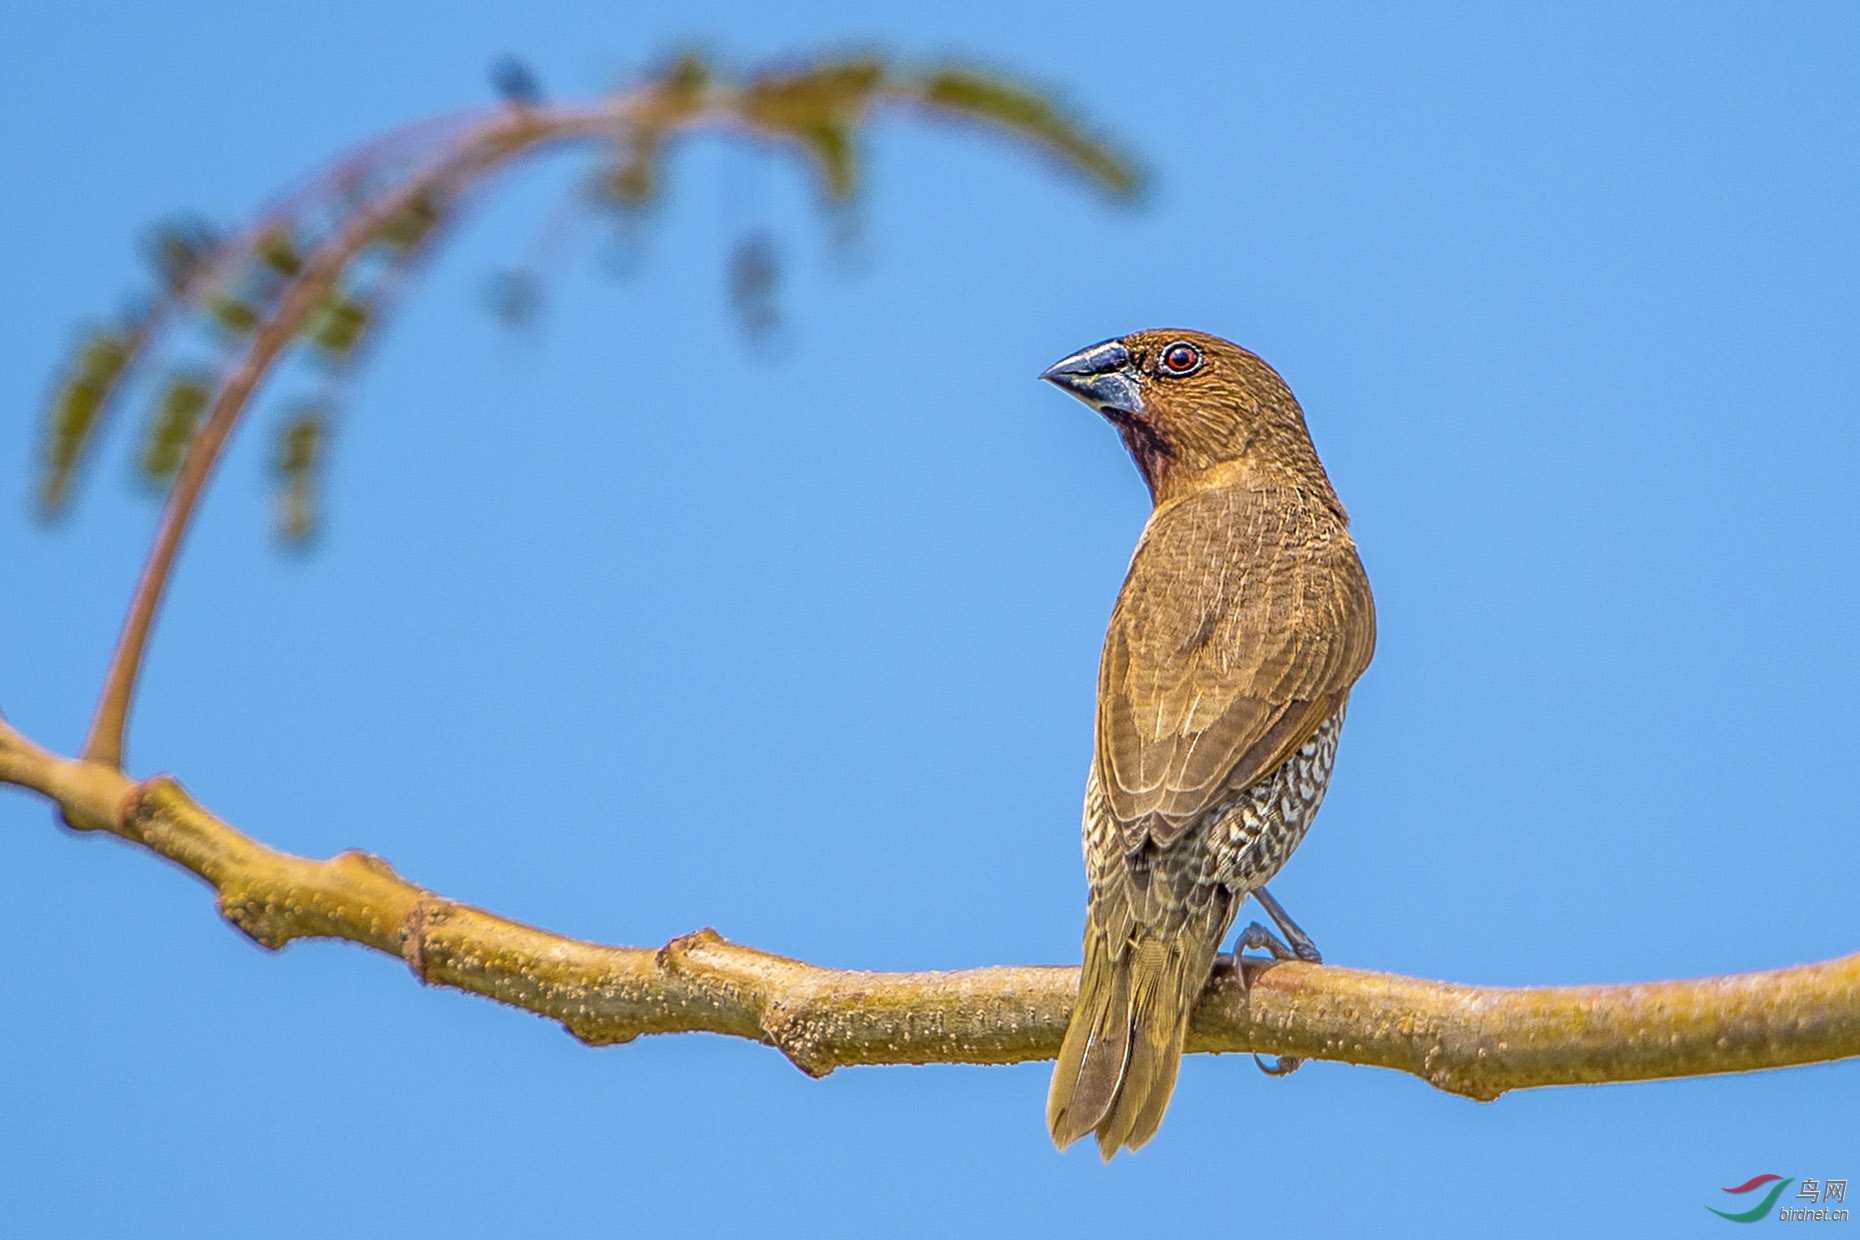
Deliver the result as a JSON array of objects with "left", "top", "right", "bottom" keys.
[{"left": 1097, "top": 473, "right": 1374, "bottom": 853}]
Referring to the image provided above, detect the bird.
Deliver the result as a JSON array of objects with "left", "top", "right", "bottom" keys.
[{"left": 1039, "top": 329, "right": 1376, "bottom": 1158}]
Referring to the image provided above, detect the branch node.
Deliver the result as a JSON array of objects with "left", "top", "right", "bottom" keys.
[
  {"left": 113, "top": 780, "right": 149, "bottom": 833},
  {"left": 119, "top": 775, "right": 184, "bottom": 847},
  {"left": 1428, "top": 1066, "right": 1504, "bottom": 1103},
  {"left": 562, "top": 1019, "right": 641, "bottom": 1049},
  {"left": 399, "top": 896, "right": 439, "bottom": 983},
  {"left": 760, "top": 1000, "right": 836, "bottom": 1078},
  {"left": 217, "top": 887, "right": 291, "bottom": 951},
  {"left": 656, "top": 926, "right": 726, "bottom": 972},
  {"left": 332, "top": 848, "right": 401, "bottom": 881}
]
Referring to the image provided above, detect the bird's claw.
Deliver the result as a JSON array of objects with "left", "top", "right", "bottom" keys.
[
  {"left": 1252, "top": 886, "right": 1323, "bottom": 964},
  {"left": 1253, "top": 1053, "right": 1305, "bottom": 1077},
  {"left": 1233, "top": 920, "right": 1298, "bottom": 962}
]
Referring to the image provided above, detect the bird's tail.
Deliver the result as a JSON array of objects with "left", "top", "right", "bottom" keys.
[{"left": 1046, "top": 900, "right": 1230, "bottom": 1159}]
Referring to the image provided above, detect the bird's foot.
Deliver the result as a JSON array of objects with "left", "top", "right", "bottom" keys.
[
  {"left": 1252, "top": 885, "right": 1323, "bottom": 964},
  {"left": 1232, "top": 920, "right": 1298, "bottom": 961},
  {"left": 1229, "top": 903, "right": 1312, "bottom": 1077}
]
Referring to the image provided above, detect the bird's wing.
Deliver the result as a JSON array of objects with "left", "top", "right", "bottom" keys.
[{"left": 1096, "top": 484, "right": 1375, "bottom": 850}]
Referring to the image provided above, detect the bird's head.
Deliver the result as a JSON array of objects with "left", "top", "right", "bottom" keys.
[{"left": 1040, "top": 328, "right": 1335, "bottom": 507}]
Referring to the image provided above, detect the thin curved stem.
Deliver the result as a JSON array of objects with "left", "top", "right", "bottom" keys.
[
  {"left": 72, "top": 59, "right": 1144, "bottom": 770},
  {"left": 78, "top": 102, "right": 629, "bottom": 769}
]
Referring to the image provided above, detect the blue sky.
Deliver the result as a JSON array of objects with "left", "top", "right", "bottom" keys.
[{"left": 2, "top": 2, "right": 1857, "bottom": 1235}]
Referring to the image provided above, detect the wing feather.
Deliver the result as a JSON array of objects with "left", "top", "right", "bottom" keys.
[{"left": 1095, "top": 482, "right": 1375, "bottom": 850}]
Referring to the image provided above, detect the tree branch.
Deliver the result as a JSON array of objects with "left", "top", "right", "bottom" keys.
[
  {"left": 21, "top": 51, "right": 1852, "bottom": 1114},
  {"left": 5, "top": 714, "right": 1855, "bottom": 1097}
]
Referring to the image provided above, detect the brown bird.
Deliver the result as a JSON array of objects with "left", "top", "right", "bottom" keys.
[{"left": 1040, "top": 329, "right": 1375, "bottom": 1158}]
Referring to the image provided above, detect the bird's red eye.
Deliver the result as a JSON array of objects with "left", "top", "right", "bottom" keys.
[{"left": 1161, "top": 342, "right": 1202, "bottom": 375}]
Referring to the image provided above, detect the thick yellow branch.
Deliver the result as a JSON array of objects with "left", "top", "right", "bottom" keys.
[{"left": 4, "top": 715, "right": 1855, "bottom": 1096}]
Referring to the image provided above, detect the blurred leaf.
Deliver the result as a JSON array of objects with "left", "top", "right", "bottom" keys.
[
  {"left": 139, "top": 371, "right": 212, "bottom": 485},
  {"left": 728, "top": 231, "right": 781, "bottom": 339},
  {"left": 274, "top": 410, "right": 322, "bottom": 476},
  {"left": 306, "top": 293, "right": 371, "bottom": 356},
  {"left": 660, "top": 49, "right": 709, "bottom": 100},
  {"left": 798, "top": 121, "right": 857, "bottom": 200},
  {"left": 589, "top": 51, "right": 714, "bottom": 217},
  {"left": 745, "top": 56, "right": 885, "bottom": 127},
  {"left": 486, "top": 269, "right": 542, "bottom": 328},
  {"left": 918, "top": 66, "right": 1144, "bottom": 198},
  {"left": 744, "top": 57, "right": 885, "bottom": 201},
  {"left": 271, "top": 408, "right": 325, "bottom": 543},
  {"left": 594, "top": 145, "right": 658, "bottom": 209},
  {"left": 491, "top": 55, "right": 542, "bottom": 105},
  {"left": 256, "top": 227, "right": 303, "bottom": 277},
  {"left": 36, "top": 47, "right": 1146, "bottom": 546},
  {"left": 207, "top": 294, "right": 260, "bottom": 337},
  {"left": 379, "top": 191, "right": 443, "bottom": 251},
  {"left": 39, "top": 328, "right": 132, "bottom": 511},
  {"left": 142, "top": 216, "right": 222, "bottom": 294}
]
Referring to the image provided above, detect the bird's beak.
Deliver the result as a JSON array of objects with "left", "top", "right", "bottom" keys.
[{"left": 1040, "top": 339, "right": 1143, "bottom": 419}]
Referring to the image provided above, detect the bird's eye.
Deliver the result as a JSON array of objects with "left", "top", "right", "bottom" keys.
[{"left": 1160, "top": 342, "right": 1202, "bottom": 375}]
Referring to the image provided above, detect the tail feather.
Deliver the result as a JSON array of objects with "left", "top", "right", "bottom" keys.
[
  {"left": 1047, "top": 903, "right": 1229, "bottom": 1158},
  {"left": 1094, "top": 934, "right": 1218, "bottom": 1156},
  {"left": 1046, "top": 931, "right": 1131, "bottom": 1145}
]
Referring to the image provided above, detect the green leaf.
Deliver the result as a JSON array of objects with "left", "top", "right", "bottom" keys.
[
  {"left": 589, "top": 51, "right": 715, "bottom": 215},
  {"left": 379, "top": 192, "right": 443, "bottom": 251},
  {"left": 748, "top": 57, "right": 885, "bottom": 119},
  {"left": 36, "top": 48, "right": 1148, "bottom": 545},
  {"left": 745, "top": 55, "right": 886, "bottom": 132},
  {"left": 799, "top": 121, "right": 857, "bottom": 200},
  {"left": 143, "top": 216, "right": 222, "bottom": 294},
  {"left": 272, "top": 409, "right": 325, "bottom": 543},
  {"left": 273, "top": 408, "right": 323, "bottom": 476},
  {"left": 256, "top": 227, "right": 304, "bottom": 276},
  {"left": 140, "top": 372, "right": 212, "bottom": 484},
  {"left": 39, "top": 328, "right": 133, "bottom": 512},
  {"left": 661, "top": 49, "right": 709, "bottom": 99},
  {"left": 307, "top": 294, "right": 370, "bottom": 356},
  {"left": 919, "top": 66, "right": 1144, "bottom": 198},
  {"left": 743, "top": 57, "right": 887, "bottom": 201},
  {"left": 591, "top": 140, "right": 659, "bottom": 211},
  {"left": 207, "top": 294, "right": 260, "bottom": 337}
]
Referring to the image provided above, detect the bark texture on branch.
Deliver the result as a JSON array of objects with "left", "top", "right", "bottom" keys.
[{"left": 4, "top": 716, "right": 1856, "bottom": 1098}]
